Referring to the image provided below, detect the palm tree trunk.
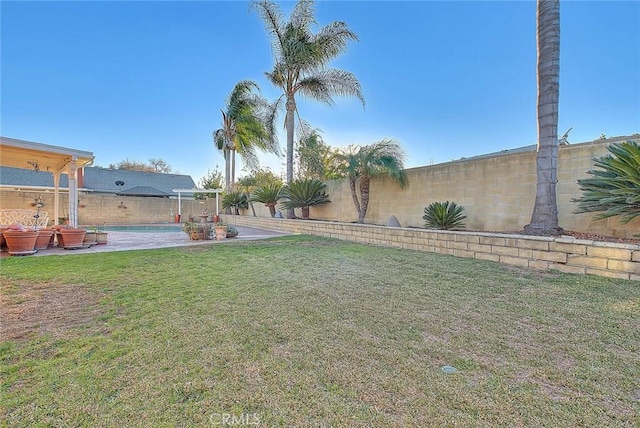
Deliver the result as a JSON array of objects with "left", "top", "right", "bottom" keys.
[
  {"left": 301, "top": 206, "right": 310, "bottom": 220},
  {"left": 525, "top": 0, "right": 562, "bottom": 236},
  {"left": 285, "top": 95, "right": 296, "bottom": 219},
  {"left": 358, "top": 175, "right": 371, "bottom": 223},
  {"left": 231, "top": 149, "right": 236, "bottom": 190},
  {"left": 348, "top": 178, "right": 362, "bottom": 222},
  {"left": 224, "top": 148, "right": 231, "bottom": 193}
]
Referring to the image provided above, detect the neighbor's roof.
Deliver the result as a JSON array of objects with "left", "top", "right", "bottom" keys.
[
  {"left": 83, "top": 167, "right": 195, "bottom": 195},
  {"left": 0, "top": 166, "right": 196, "bottom": 195}
]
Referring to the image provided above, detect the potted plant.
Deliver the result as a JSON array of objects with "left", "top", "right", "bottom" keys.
[
  {"left": 214, "top": 222, "right": 228, "bottom": 240},
  {"left": 3, "top": 224, "right": 38, "bottom": 255},
  {"left": 225, "top": 225, "right": 239, "bottom": 238},
  {"left": 183, "top": 222, "right": 211, "bottom": 240}
]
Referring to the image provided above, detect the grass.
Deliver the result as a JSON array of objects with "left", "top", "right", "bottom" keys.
[{"left": 1, "top": 235, "right": 639, "bottom": 427}]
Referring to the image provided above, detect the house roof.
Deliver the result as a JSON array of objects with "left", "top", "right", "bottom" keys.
[{"left": 0, "top": 166, "right": 196, "bottom": 196}]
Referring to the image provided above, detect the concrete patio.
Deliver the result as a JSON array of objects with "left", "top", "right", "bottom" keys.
[{"left": 1, "top": 225, "right": 288, "bottom": 257}]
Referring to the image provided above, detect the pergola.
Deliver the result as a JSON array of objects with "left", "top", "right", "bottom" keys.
[{"left": 0, "top": 136, "right": 95, "bottom": 227}]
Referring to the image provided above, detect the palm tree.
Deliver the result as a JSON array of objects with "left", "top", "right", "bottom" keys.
[
  {"left": 335, "top": 139, "right": 408, "bottom": 224},
  {"left": 525, "top": 0, "right": 563, "bottom": 236},
  {"left": 251, "top": 0, "right": 365, "bottom": 218},
  {"left": 250, "top": 183, "right": 284, "bottom": 217},
  {"left": 213, "top": 80, "right": 279, "bottom": 192},
  {"left": 280, "top": 178, "right": 330, "bottom": 220}
]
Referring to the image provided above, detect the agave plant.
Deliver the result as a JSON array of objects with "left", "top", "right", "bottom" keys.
[
  {"left": 222, "top": 190, "right": 249, "bottom": 215},
  {"left": 423, "top": 201, "right": 466, "bottom": 230},
  {"left": 573, "top": 140, "right": 640, "bottom": 224},
  {"left": 280, "top": 179, "right": 330, "bottom": 220},
  {"left": 250, "top": 184, "right": 284, "bottom": 218}
]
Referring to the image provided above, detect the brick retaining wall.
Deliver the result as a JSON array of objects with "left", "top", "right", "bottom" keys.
[{"left": 229, "top": 216, "right": 640, "bottom": 281}]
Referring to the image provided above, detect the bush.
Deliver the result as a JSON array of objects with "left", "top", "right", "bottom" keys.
[
  {"left": 423, "top": 201, "right": 466, "bottom": 230},
  {"left": 280, "top": 179, "right": 330, "bottom": 220},
  {"left": 573, "top": 140, "right": 640, "bottom": 224}
]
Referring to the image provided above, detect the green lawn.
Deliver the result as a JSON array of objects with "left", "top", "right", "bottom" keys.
[{"left": 1, "top": 236, "right": 638, "bottom": 427}]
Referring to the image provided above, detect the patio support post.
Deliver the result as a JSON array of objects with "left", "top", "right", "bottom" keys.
[
  {"left": 53, "top": 172, "right": 60, "bottom": 225},
  {"left": 177, "top": 192, "right": 182, "bottom": 217},
  {"left": 68, "top": 157, "right": 79, "bottom": 227}
]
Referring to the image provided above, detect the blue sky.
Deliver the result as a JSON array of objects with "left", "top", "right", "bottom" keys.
[{"left": 2, "top": 1, "right": 639, "bottom": 184}]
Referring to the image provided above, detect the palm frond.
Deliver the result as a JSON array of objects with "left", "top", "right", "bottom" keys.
[
  {"left": 573, "top": 140, "right": 640, "bottom": 223},
  {"left": 280, "top": 178, "right": 330, "bottom": 209}
]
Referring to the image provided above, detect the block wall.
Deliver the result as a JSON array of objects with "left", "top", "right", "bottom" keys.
[{"left": 228, "top": 216, "right": 640, "bottom": 281}]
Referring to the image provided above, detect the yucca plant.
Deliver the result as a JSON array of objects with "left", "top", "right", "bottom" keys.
[
  {"left": 250, "top": 184, "right": 284, "bottom": 218},
  {"left": 280, "top": 179, "right": 330, "bottom": 220},
  {"left": 573, "top": 140, "right": 640, "bottom": 224},
  {"left": 423, "top": 201, "right": 466, "bottom": 230},
  {"left": 222, "top": 190, "right": 249, "bottom": 215}
]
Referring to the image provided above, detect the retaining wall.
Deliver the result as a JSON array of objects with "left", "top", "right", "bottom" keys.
[{"left": 228, "top": 215, "right": 640, "bottom": 281}]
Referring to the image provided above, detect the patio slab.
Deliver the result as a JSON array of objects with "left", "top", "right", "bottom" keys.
[{"left": 1, "top": 226, "right": 288, "bottom": 257}]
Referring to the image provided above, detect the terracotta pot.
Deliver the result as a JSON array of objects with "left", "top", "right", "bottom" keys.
[
  {"left": 3, "top": 230, "right": 38, "bottom": 255},
  {"left": 215, "top": 226, "right": 228, "bottom": 241},
  {"left": 190, "top": 232, "right": 205, "bottom": 240},
  {"left": 34, "top": 229, "right": 55, "bottom": 250},
  {"left": 0, "top": 227, "right": 8, "bottom": 251},
  {"left": 57, "top": 228, "right": 86, "bottom": 249}
]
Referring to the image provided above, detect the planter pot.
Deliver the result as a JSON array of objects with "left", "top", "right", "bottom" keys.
[
  {"left": 83, "top": 231, "right": 98, "bottom": 246},
  {"left": 34, "top": 229, "right": 55, "bottom": 250},
  {"left": 174, "top": 214, "right": 181, "bottom": 223},
  {"left": 215, "top": 226, "right": 228, "bottom": 241},
  {"left": 57, "top": 228, "right": 87, "bottom": 249},
  {"left": 0, "top": 227, "right": 8, "bottom": 251},
  {"left": 189, "top": 232, "right": 205, "bottom": 240},
  {"left": 226, "top": 230, "right": 238, "bottom": 238},
  {"left": 96, "top": 232, "right": 108, "bottom": 245},
  {"left": 3, "top": 230, "right": 38, "bottom": 255}
]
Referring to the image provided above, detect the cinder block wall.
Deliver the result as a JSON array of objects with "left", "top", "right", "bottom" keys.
[
  {"left": 1, "top": 136, "right": 638, "bottom": 236},
  {"left": 306, "top": 136, "right": 639, "bottom": 238},
  {"left": 0, "top": 191, "right": 216, "bottom": 225},
  {"left": 228, "top": 216, "right": 640, "bottom": 281}
]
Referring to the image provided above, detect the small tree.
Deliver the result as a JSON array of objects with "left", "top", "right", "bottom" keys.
[
  {"left": 572, "top": 140, "right": 640, "bottom": 224},
  {"left": 250, "top": 184, "right": 284, "bottom": 217},
  {"left": 334, "top": 139, "right": 408, "bottom": 223},
  {"left": 108, "top": 158, "right": 172, "bottom": 173},
  {"left": 280, "top": 179, "right": 330, "bottom": 220},
  {"left": 196, "top": 168, "right": 224, "bottom": 201},
  {"left": 222, "top": 191, "right": 249, "bottom": 215}
]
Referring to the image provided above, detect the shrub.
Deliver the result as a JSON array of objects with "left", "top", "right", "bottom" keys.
[
  {"left": 222, "top": 191, "right": 248, "bottom": 215},
  {"left": 572, "top": 140, "right": 640, "bottom": 224},
  {"left": 423, "top": 201, "right": 466, "bottom": 230},
  {"left": 250, "top": 184, "right": 284, "bottom": 217},
  {"left": 280, "top": 179, "right": 330, "bottom": 220}
]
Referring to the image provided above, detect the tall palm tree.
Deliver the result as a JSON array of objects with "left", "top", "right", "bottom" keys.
[
  {"left": 213, "top": 80, "right": 279, "bottom": 192},
  {"left": 335, "top": 139, "right": 408, "bottom": 224},
  {"left": 525, "top": 0, "right": 563, "bottom": 236},
  {"left": 251, "top": 0, "right": 365, "bottom": 217}
]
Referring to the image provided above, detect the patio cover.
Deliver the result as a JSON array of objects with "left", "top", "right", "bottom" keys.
[{"left": 0, "top": 136, "right": 95, "bottom": 227}]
